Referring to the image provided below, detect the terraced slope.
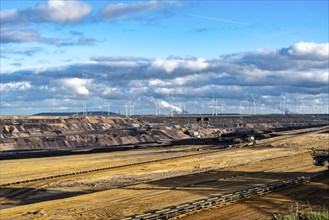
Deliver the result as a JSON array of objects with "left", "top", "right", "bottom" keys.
[{"left": 0, "top": 116, "right": 187, "bottom": 151}]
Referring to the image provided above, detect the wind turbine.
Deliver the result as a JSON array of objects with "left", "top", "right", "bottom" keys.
[
  {"left": 210, "top": 97, "right": 215, "bottom": 115},
  {"left": 301, "top": 102, "right": 305, "bottom": 114},
  {"left": 239, "top": 102, "right": 243, "bottom": 115},
  {"left": 252, "top": 96, "right": 256, "bottom": 115},
  {"left": 82, "top": 103, "right": 87, "bottom": 116},
  {"left": 125, "top": 103, "right": 128, "bottom": 117},
  {"left": 220, "top": 103, "right": 224, "bottom": 114},
  {"left": 158, "top": 103, "right": 161, "bottom": 115},
  {"left": 128, "top": 100, "right": 134, "bottom": 116},
  {"left": 154, "top": 102, "right": 159, "bottom": 116},
  {"left": 281, "top": 95, "right": 286, "bottom": 115},
  {"left": 295, "top": 101, "right": 298, "bottom": 114},
  {"left": 209, "top": 96, "right": 219, "bottom": 115},
  {"left": 106, "top": 104, "right": 111, "bottom": 116},
  {"left": 215, "top": 98, "right": 218, "bottom": 116}
]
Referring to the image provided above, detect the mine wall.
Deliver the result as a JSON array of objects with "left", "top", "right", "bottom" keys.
[
  {"left": 140, "top": 114, "right": 329, "bottom": 130},
  {"left": 0, "top": 116, "right": 188, "bottom": 151},
  {"left": 0, "top": 115, "right": 328, "bottom": 152}
]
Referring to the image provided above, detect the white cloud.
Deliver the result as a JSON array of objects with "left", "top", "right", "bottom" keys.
[
  {"left": 288, "top": 42, "right": 329, "bottom": 60},
  {"left": 149, "top": 79, "right": 165, "bottom": 86},
  {"left": 34, "top": 0, "right": 92, "bottom": 23},
  {"left": 102, "top": 87, "right": 117, "bottom": 96},
  {"left": 152, "top": 58, "right": 209, "bottom": 73},
  {"left": 185, "top": 58, "right": 209, "bottom": 71},
  {"left": 155, "top": 87, "right": 175, "bottom": 94},
  {"left": 0, "top": 1, "right": 93, "bottom": 46},
  {"left": 152, "top": 59, "right": 179, "bottom": 73},
  {"left": 0, "top": 82, "right": 31, "bottom": 91},
  {"left": 1, "top": 42, "right": 328, "bottom": 115},
  {"left": 149, "top": 77, "right": 189, "bottom": 87},
  {"left": 58, "top": 78, "right": 91, "bottom": 96}
]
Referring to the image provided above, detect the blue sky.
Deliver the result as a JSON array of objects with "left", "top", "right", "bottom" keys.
[{"left": 0, "top": 0, "right": 328, "bottom": 115}]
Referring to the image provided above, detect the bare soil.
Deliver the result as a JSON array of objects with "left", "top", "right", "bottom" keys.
[
  {"left": 0, "top": 126, "right": 328, "bottom": 219},
  {"left": 185, "top": 177, "right": 329, "bottom": 220}
]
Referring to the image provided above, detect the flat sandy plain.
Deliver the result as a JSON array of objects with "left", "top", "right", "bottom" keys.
[{"left": 0, "top": 126, "right": 328, "bottom": 219}]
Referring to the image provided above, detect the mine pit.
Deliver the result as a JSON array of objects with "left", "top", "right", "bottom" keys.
[{"left": 0, "top": 115, "right": 329, "bottom": 219}]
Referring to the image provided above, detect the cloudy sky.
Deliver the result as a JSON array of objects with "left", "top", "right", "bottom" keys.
[{"left": 0, "top": 0, "right": 328, "bottom": 115}]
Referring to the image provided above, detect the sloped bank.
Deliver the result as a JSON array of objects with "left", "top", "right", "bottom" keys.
[{"left": 0, "top": 116, "right": 188, "bottom": 152}]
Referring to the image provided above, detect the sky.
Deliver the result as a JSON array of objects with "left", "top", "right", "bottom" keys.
[{"left": 0, "top": 0, "right": 328, "bottom": 115}]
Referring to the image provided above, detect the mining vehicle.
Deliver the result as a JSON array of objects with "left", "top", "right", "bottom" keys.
[
  {"left": 220, "top": 129, "right": 257, "bottom": 145},
  {"left": 1, "top": 124, "right": 15, "bottom": 138},
  {"left": 309, "top": 148, "right": 329, "bottom": 169}
]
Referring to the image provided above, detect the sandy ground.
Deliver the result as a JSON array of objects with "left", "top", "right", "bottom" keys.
[
  {"left": 0, "top": 145, "right": 206, "bottom": 184},
  {"left": 0, "top": 126, "right": 328, "bottom": 219},
  {"left": 1, "top": 126, "right": 327, "bottom": 184},
  {"left": 185, "top": 177, "right": 329, "bottom": 220}
]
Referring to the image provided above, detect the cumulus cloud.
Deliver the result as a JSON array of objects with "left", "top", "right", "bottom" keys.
[
  {"left": 1, "top": 0, "right": 92, "bottom": 25},
  {"left": 287, "top": 42, "right": 329, "bottom": 60},
  {"left": 1, "top": 42, "right": 328, "bottom": 114},
  {"left": 57, "top": 78, "right": 91, "bottom": 96},
  {"left": 0, "top": 0, "right": 178, "bottom": 47},
  {"left": 234, "top": 43, "right": 329, "bottom": 72},
  {"left": 0, "top": 1, "right": 92, "bottom": 46},
  {"left": 32, "top": 0, "right": 92, "bottom": 23},
  {"left": 101, "top": 87, "right": 118, "bottom": 96},
  {"left": 152, "top": 58, "right": 209, "bottom": 73}
]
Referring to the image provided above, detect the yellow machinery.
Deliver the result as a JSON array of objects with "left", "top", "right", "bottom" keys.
[{"left": 2, "top": 125, "right": 14, "bottom": 137}]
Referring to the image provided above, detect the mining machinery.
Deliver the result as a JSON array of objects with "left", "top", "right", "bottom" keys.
[
  {"left": 1, "top": 124, "right": 15, "bottom": 138},
  {"left": 309, "top": 148, "right": 329, "bottom": 169}
]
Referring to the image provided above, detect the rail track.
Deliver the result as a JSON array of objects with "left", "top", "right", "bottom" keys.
[
  {"left": 123, "top": 171, "right": 329, "bottom": 220},
  {"left": 1, "top": 125, "right": 327, "bottom": 187}
]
